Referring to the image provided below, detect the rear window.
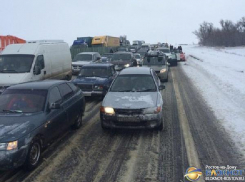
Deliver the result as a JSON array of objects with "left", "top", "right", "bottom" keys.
[{"left": 143, "top": 56, "right": 166, "bottom": 65}]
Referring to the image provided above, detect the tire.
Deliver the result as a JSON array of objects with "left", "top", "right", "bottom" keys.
[
  {"left": 156, "top": 121, "right": 163, "bottom": 131},
  {"left": 66, "top": 75, "right": 72, "bottom": 81},
  {"left": 72, "top": 115, "right": 82, "bottom": 129},
  {"left": 101, "top": 121, "right": 109, "bottom": 130},
  {"left": 25, "top": 140, "right": 41, "bottom": 171}
]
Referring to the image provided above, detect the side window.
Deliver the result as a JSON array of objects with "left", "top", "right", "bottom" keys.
[
  {"left": 49, "top": 87, "right": 62, "bottom": 104},
  {"left": 58, "top": 83, "right": 73, "bottom": 100},
  {"left": 36, "top": 55, "right": 45, "bottom": 69}
]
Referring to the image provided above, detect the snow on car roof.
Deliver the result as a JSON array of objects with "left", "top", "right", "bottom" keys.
[{"left": 119, "top": 67, "right": 151, "bottom": 75}]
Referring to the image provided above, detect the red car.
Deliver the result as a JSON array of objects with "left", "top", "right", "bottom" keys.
[{"left": 180, "top": 51, "right": 186, "bottom": 61}]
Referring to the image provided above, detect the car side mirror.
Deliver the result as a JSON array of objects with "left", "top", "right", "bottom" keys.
[
  {"left": 34, "top": 66, "right": 41, "bottom": 75},
  {"left": 159, "top": 84, "right": 165, "bottom": 90},
  {"left": 50, "top": 103, "right": 61, "bottom": 109}
]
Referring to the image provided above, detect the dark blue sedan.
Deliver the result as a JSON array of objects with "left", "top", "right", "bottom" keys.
[
  {"left": 0, "top": 80, "right": 85, "bottom": 170},
  {"left": 72, "top": 64, "right": 117, "bottom": 97}
]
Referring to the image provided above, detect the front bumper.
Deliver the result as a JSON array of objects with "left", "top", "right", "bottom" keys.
[
  {"left": 83, "top": 90, "right": 105, "bottom": 97},
  {"left": 100, "top": 113, "right": 162, "bottom": 129},
  {"left": 0, "top": 146, "right": 28, "bottom": 170}
]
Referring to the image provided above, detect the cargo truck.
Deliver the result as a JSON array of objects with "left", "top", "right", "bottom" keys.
[
  {"left": 92, "top": 36, "right": 120, "bottom": 47},
  {"left": 72, "top": 36, "right": 93, "bottom": 47},
  {"left": 0, "top": 35, "right": 26, "bottom": 52}
]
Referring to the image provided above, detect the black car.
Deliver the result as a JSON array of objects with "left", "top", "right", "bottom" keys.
[
  {"left": 110, "top": 52, "right": 137, "bottom": 71},
  {"left": 0, "top": 80, "right": 85, "bottom": 170},
  {"left": 102, "top": 53, "right": 113, "bottom": 62},
  {"left": 72, "top": 64, "right": 117, "bottom": 97}
]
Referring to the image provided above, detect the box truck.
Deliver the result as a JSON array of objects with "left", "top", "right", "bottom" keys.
[
  {"left": 92, "top": 36, "right": 120, "bottom": 47},
  {"left": 0, "top": 40, "right": 72, "bottom": 93}
]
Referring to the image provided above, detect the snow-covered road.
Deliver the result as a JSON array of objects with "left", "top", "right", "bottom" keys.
[{"left": 181, "top": 45, "right": 245, "bottom": 156}]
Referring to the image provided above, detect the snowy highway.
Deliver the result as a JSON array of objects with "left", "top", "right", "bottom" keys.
[{"left": 0, "top": 47, "right": 244, "bottom": 181}]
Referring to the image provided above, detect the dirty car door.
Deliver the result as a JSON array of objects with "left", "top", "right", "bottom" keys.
[
  {"left": 45, "top": 86, "right": 67, "bottom": 142},
  {"left": 58, "top": 83, "right": 78, "bottom": 127}
]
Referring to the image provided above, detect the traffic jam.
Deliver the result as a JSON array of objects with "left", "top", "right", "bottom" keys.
[{"left": 2, "top": 34, "right": 238, "bottom": 182}]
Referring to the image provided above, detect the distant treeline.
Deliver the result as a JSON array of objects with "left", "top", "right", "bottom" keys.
[{"left": 194, "top": 17, "right": 245, "bottom": 47}]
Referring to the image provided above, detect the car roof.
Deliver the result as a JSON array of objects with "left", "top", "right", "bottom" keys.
[
  {"left": 77, "top": 52, "right": 99, "bottom": 55},
  {"left": 114, "top": 52, "right": 132, "bottom": 55},
  {"left": 7, "top": 80, "right": 67, "bottom": 90},
  {"left": 82, "top": 63, "right": 113, "bottom": 67},
  {"left": 119, "top": 67, "right": 151, "bottom": 75}
]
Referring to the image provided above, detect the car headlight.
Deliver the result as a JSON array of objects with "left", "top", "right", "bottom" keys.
[
  {"left": 100, "top": 106, "right": 115, "bottom": 115},
  {"left": 94, "top": 85, "right": 103, "bottom": 90},
  {"left": 124, "top": 64, "right": 130, "bottom": 67},
  {"left": 160, "top": 68, "right": 167, "bottom": 73},
  {"left": 0, "top": 141, "right": 18, "bottom": 151},
  {"left": 143, "top": 106, "right": 162, "bottom": 114}
]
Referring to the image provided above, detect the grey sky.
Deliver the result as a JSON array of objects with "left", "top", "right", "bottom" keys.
[{"left": 1, "top": 0, "right": 245, "bottom": 46}]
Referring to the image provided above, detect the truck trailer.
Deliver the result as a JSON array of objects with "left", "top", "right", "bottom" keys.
[{"left": 92, "top": 36, "right": 120, "bottom": 47}]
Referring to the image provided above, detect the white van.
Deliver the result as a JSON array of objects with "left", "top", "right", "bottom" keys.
[{"left": 0, "top": 40, "right": 72, "bottom": 93}]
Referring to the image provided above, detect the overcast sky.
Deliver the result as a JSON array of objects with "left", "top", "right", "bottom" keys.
[{"left": 1, "top": 0, "right": 245, "bottom": 46}]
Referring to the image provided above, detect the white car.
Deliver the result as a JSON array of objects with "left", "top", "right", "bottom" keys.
[{"left": 72, "top": 52, "right": 101, "bottom": 75}]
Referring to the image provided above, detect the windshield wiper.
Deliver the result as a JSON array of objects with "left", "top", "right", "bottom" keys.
[
  {"left": 140, "top": 89, "right": 156, "bottom": 92},
  {"left": 116, "top": 89, "right": 134, "bottom": 92},
  {"left": 2, "top": 109, "right": 23, "bottom": 113},
  {"left": 1, "top": 70, "right": 19, "bottom": 73}
]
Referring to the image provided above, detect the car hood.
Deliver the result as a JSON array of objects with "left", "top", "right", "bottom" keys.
[
  {"left": 0, "top": 113, "right": 44, "bottom": 142},
  {"left": 0, "top": 73, "right": 30, "bottom": 87},
  {"left": 72, "top": 61, "right": 91, "bottom": 66},
  {"left": 110, "top": 60, "right": 131, "bottom": 65},
  {"left": 73, "top": 77, "right": 108, "bottom": 85},
  {"left": 164, "top": 53, "right": 172, "bottom": 56},
  {"left": 103, "top": 92, "right": 158, "bottom": 109},
  {"left": 143, "top": 65, "right": 166, "bottom": 71}
]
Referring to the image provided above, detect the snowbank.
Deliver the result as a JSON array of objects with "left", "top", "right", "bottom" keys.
[{"left": 181, "top": 45, "right": 245, "bottom": 156}]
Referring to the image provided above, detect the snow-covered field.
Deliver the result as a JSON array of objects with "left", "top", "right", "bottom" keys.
[{"left": 181, "top": 45, "right": 245, "bottom": 156}]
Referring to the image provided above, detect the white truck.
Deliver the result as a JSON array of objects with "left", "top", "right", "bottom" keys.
[{"left": 0, "top": 40, "right": 72, "bottom": 93}]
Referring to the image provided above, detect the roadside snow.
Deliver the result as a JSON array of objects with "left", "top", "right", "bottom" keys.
[{"left": 181, "top": 45, "right": 245, "bottom": 156}]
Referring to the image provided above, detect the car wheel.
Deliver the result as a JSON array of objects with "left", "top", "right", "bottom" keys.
[
  {"left": 25, "top": 140, "right": 41, "bottom": 171},
  {"left": 156, "top": 121, "right": 163, "bottom": 130},
  {"left": 101, "top": 121, "right": 109, "bottom": 130},
  {"left": 72, "top": 115, "right": 82, "bottom": 129}
]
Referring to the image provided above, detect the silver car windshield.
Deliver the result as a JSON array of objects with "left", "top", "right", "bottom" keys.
[
  {"left": 110, "top": 75, "right": 156, "bottom": 92},
  {"left": 0, "top": 55, "right": 34, "bottom": 73}
]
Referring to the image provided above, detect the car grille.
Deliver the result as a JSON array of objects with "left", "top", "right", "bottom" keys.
[
  {"left": 77, "top": 84, "right": 93, "bottom": 91},
  {"left": 114, "top": 108, "right": 143, "bottom": 115},
  {"left": 73, "top": 65, "right": 82, "bottom": 69}
]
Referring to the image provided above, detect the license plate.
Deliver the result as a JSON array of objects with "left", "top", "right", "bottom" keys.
[
  {"left": 83, "top": 92, "right": 91, "bottom": 96},
  {"left": 117, "top": 116, "right": 140, "bottom": 122}
]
